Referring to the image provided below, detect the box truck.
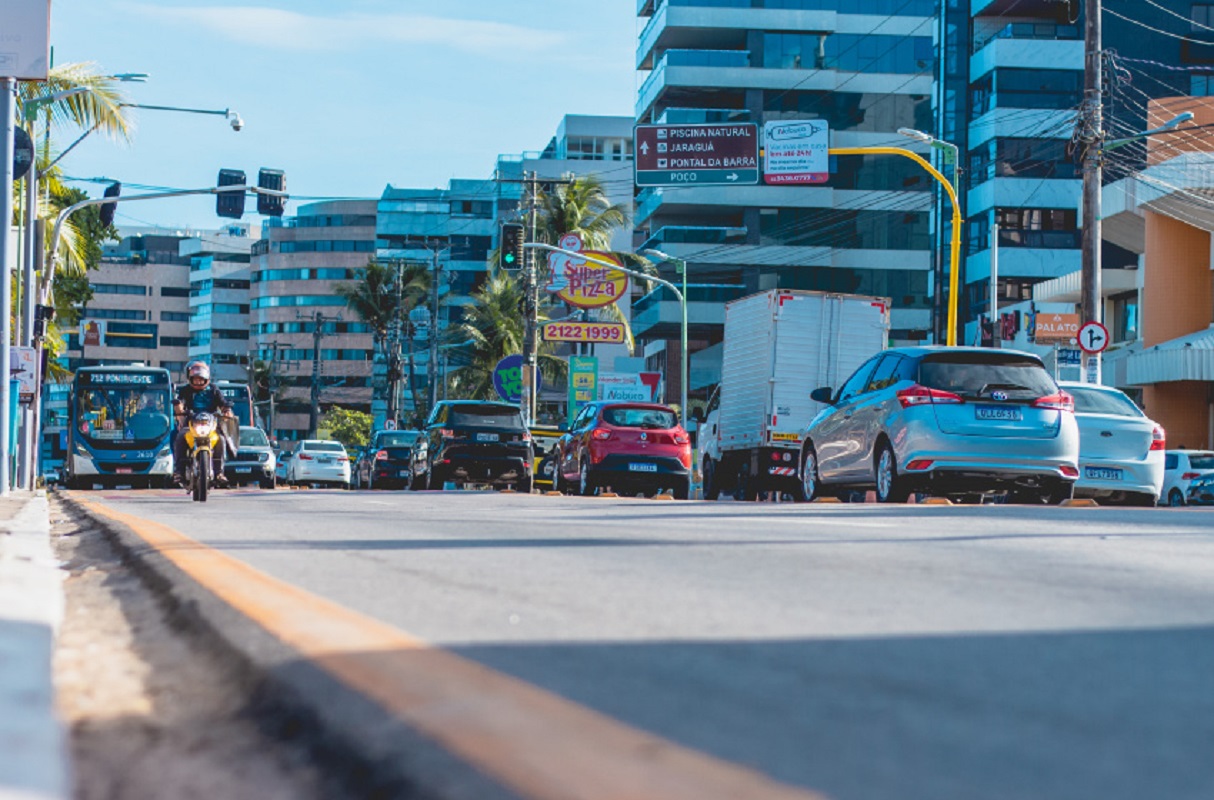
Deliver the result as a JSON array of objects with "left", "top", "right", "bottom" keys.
[{"left": 699, "top": 289, "right": 890, "bottom": 500}]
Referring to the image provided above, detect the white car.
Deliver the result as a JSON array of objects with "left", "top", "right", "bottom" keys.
[
  {"left": 1160, "top": 450, "right": 1214, "bottom": 507},
  {"left": 286, "top": 440, "right": 351, "bottom": 488},
  {"left": 1058, "top": 382, "right": 1165, "bottom": 506}
]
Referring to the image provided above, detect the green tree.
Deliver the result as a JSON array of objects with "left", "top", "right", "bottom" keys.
[
  {"left": 334, "top": 260, "right": 431, "bottom": 421},
  {"left": 320, "top": 407, "right": 372, "bottom": 452}
]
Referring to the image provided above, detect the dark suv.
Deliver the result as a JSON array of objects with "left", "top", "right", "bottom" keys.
[{"left": 423, "top": 401, "right": 533, "bottom": 492}]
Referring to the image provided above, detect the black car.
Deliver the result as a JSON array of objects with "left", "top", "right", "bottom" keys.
[
  {"left": 423, "top": 401, "right": 533, "bottom": 492},
  {"left": 355, "top": 429, "right": 427, "bottom": 490}
]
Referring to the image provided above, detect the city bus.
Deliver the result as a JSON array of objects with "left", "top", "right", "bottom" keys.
[
  {"left": 63, "top": 366, "right": 175, "bottom": 489},
  {"left": 215, "top": 381, "right": 257, "bottom": 428}
]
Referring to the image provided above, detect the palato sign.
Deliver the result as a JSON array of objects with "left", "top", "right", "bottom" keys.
[{"left": 554, "top": 251, "right": 629, "bottom": 309}]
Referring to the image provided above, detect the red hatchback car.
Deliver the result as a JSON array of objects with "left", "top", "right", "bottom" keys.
[{"left": 554, "top": 402, "right": 692, "bottom": 498}]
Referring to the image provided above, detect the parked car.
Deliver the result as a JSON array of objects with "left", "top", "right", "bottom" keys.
[
  {"left": 274, "top": 447, "right": 293, "bottom": 485},
  {"left": 800, "top": 346, "right": 1080, "bottom": 503},
  {"left": 1058, "top": 381, "right": 1165, "bottom": 506},
  {"left": 1186, "top": 472, "right": 1214, "bottom": 505},
  {"left": 422, "top": 401, "right": 533, "bottom": 491},
  {"left": 553, "top": 402, "right": 692, "bottom": 498},
  {"left": 224, "top": 426, "right": 278, "bottom": 489},
  {"left": 530, "top": 425, "right": 565, "bottom": 491},
  {"left": 355, "top": 429, "right": 427, "bottom": 490},
  {"left": 1161, "top": 450, "right": 1214, "bottom": 506},
  {"left": 286, "top": 439, "right": 351, "bottom": 488}
]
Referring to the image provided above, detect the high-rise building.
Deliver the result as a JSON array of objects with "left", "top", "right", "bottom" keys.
[
  {"left": 250, "top": 200, "right": 378, "bottom": 441},
  {"left": 185, "top": 231, "right": 254, "bottom": 382},
  {"left": 634, "top": 0, "right": 938, "bottom": 404}
]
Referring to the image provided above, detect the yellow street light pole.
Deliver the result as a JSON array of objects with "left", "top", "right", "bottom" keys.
[{"left": 828, "top": 146, "right": 963, "bottom": 346}]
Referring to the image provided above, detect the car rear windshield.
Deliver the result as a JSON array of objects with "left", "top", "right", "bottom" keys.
[
  {"left": 377, "top": 431, "right": 419, "bottom": 447},
  {"left": 602, "top": 406, "right": 678, "bottom": 429},
  {"left": 1190, "top": 454, "right": 1214, "bottom": 470},
  {"left": 239, "top": 428, "right": 269, "bottom": 447},
  {"left": 450, "top": 405, "right": 525, "bottom": 429},
  {"left": 919, "top": 353, "right": 1056, "bottom": 399},
  {"left": 1066, "top": 386, "right": 1143, "bottom": 417},
  {"left": 302, "top": 441, "right": 345, "bottom": 452}
]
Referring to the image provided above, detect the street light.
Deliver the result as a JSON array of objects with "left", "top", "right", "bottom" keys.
[
  {"left": 898, "top": 128, "right": 962, "bottom": 345},
  {"left": 641, "top": 248, "right": 690, "bottom": 428}
]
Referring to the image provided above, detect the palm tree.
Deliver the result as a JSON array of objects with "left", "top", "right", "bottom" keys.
[
  {"left": 447, "top": 270, "right": 566, "bottom": 400},
  {"left": 334, "top": 260, "right": 430, "bottom": 422}
]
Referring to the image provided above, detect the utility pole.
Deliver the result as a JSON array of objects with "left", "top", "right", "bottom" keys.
[
  {"left": 521, "top": 171, "right": 541, "bottom": 426},
  {"left": 990, "top": 221, "right": 1000, "bottom": 349},
  {"left": 1080, "top": 0, "right": 1103, "bottom": 384},
  {"left": 261, "top": 340, "right": 289, "bottom": 436},
  {"left": 301, "top": 312, "right": 342, "bottom": 437},
  {"left": 429, "top": 246, "right": 442, "bottom": 412}
]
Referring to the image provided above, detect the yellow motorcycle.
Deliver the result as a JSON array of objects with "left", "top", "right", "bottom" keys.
[{"left": 181, "top": 412, "right": 236, "bottom": 502}]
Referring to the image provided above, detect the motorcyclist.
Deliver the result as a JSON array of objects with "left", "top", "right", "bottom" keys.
[{"left": 172, "top": 361, "right": 233, "bottom": 487}]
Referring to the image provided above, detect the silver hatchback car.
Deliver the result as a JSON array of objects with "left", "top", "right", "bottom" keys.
[{"left": 802, "top": 346, "right": 1080, "bottom": 503}]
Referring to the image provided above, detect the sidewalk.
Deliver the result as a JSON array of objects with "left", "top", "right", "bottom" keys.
[{"left": 0, "top": 490, "right": 68, "bottom": 800}]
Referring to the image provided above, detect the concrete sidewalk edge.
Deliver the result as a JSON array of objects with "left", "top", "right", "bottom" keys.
[{"left": 0, "top": 491, "right": 69, "bottom": 800}]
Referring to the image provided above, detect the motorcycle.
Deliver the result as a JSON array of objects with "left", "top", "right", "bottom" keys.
[{"left": 180, "top": 412, "right": 236, "bottom": 502}]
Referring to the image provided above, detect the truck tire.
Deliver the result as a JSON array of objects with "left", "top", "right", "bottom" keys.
[{"left": 701, "top": 457, "right": 720, "bottom": 500}]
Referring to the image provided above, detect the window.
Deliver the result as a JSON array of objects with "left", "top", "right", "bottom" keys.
[
  {"left": 161, "top": 287, "right": 190, "bottom": 297},
  {"left": 865, "top": 355, "right": 905, "bottom": 392},
  {"left": 994, "top": 207, "right": 1080, "bottom": 249},
  {"left": 1067, "top": 387, "right": 1143, "bottom": 417},
  {"left": 92, "top": 283, "right": 148, "bottom": 295},
  {"left": 1111, "top": 292, "right": 1139, "bottom": 343},
  {"left": 82, "top": 308, "right": 146, "bottom": 321},
  {"left": 1194, "top": 4, "right": 1214, "bottom": 30},
  {"left": 836, "top": 357, "right": 880, "bottom": 404},
  {"left": 161, "top": 311, "right": 191, "bottom": 322},
  {"left": 161, "top": 337, "right": 190, "bottom": 347}
]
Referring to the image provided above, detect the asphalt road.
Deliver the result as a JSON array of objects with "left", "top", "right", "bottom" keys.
[{"left": 77, "top": 488, "right": 1214, "bottom": 800}]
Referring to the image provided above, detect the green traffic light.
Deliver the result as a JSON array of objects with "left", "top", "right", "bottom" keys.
[{"left": 504, "top": 253, "right": 515, "bottom": 264}]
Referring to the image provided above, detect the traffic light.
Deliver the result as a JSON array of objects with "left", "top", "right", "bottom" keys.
[
  {"left": 500, "top": 223, "right": 525, "bottom": 270},
  {"left": 99, "top": 182, "right": 121, "bottom": 227},
  {"left": 257, "top": 168, "right": 286, "bottom": 217},
  {"left": 216, "top": 169, "right": 246, "bottom": 219}
]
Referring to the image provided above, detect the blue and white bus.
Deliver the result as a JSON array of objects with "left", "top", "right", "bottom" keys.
[
  {"left": 63, "top": 366, "right": 175, "bottom": 489},
  {"left": 215, "top": 381, "right": 257, "bottom": 428}
]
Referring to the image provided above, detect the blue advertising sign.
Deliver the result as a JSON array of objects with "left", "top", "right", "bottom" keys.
[{"left": 493, "top": 355, "right": 541, "bottom": 403}]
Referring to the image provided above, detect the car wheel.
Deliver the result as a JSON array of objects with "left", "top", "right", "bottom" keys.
[
  {"left": 1123, "top": 491, "right": 1157, "bottom": 507},
  {"left": 552, "top": 464, "right": 564, "bottom": 494},
  {"left": 673, "top": 476, "right": 690, "bottom": 500},
  {"left": 874, "top": 442, "right": 910, "bottom": 503},
  {"left": 1167, "top": 488, "right": 1185, "bottom": 507},
  {"left": 412, "top": 470, "right": 428, "bottom": 491},
  {"left": 796, "top": 446, "right": 819, "bottom": 503},
  {"left": 260, "top": 476, "right": 276, "bottom": 489},
  {"left": 579, "top": 459, "right": 595, "bottom": 496},
  {"left": 701, "top": 457, "right": 720, "bottom": 501},
  {"left": 517, "top": 477, "right": 533, "bottom": 494}
]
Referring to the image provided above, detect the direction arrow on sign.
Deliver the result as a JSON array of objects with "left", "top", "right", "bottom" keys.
[
  {"left": 634, "top": 123, "right": 760, "bottom": 187},
  {"left": 1077, "top": 321, "right": 1110, "bottom": 354}
]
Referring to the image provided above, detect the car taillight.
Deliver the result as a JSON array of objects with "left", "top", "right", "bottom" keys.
[
  {"left": 591, "top": 428, "right": 612, "bottom": 441},
  {"left": 337, "top": 456, "right": 349, "bottom": 462},
  {"left": 896, "top": 384, "right": 963, "bottom": 408},
  {"left": 298, "top": 453, "right": 314, "bottom": 461},
  {"left": 1150, "top": 425, "right": 1166, "bottom": 451},
  {"left": 375, "top": 450, "right": 388, "bottom": 461},
  {"left": 440, "top": 428, "right": 454, "bottom": 439},
  {"left": 1181, "top": 472, "right": 1200, "bottom": 480},
  {"left": 674, "top": 432, "right": 689, "bottom": 445},
  {"left": 1060, "top": 465, "right": 1080, "bottom": 478},
  {"left": 521, "top": 430, "right": 532, "bottom": 441},
  {"left": 1033, "top": 391, "right": 1075, "bottom": 412}
]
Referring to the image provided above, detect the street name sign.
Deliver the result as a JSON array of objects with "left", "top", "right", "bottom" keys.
[{"left": 635, "top": 123, "right": 759, "bottom": 187}]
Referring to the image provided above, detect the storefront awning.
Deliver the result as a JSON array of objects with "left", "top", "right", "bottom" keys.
[{"left": 1126, "top": 325, "right": 1214, "bottom": 385}]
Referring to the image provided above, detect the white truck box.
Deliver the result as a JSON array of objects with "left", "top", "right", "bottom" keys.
[{"left": 702, "top": 289, "right": 889, "bottom": 498}]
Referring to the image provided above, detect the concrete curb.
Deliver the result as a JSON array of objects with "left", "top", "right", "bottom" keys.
[
  {"left": 0, "top": 491, "right": 69, "bottom": 800},
  {"left": 56, "top": 491, "right": 522, "bottom": 800}
]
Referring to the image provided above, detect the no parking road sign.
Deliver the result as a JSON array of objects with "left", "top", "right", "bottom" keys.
[{"left": 1077, "top": 321, "right": 1109, "bottom": 354}]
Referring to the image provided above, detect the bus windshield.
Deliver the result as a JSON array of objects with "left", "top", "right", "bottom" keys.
[
  {"left": 217, "top": 382, "right": 255, "bottom": 427},
  {"left": 76, "top": 384, "right": 173, "bottom": 445}
]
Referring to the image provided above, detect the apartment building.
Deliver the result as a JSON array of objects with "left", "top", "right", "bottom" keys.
[
  {"left": 186, "top": 232, "right": 255, "bottom": 382},
  {"left": 634, "top": 0, "right": 937, "bottom": 405},
  {"left": 250, "top": 200, "right": 379, "bottom": 441}
]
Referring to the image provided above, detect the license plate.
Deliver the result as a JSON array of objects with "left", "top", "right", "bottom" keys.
[
  {"left": 235, "top": 467, "right": 251, "bottom": 473},
  {"left": 976, "top": 405, "right": 1022, "bottom": 421},
  {"left": 1085, "top": 466, "right": 1124, "bottom": 481},
  {"left": 628, "top": 463, "right": 658, "bottom": 473},
  {"left": 399, "top": 470, "right": 411, "bottom": 477},
  {"left": 115, "top": 467, "right": 132, "bottom": 474},
  {"left": 318, "top": 458, "right": 333, "bottom": 464},
  {"left": 476, "top": 433, "right": 499, "bottom": 442}
]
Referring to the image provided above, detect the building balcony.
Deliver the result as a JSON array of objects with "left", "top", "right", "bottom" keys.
[
  {"left": 637, "top": 183, "right": 929, "bottom": 225},
  {"left": 966, "top": 175, "right": 1083, "bottom": 216},
  {"left": 970, "top": 36, "right": 1083, "bottom": 81},
  {"left": 630, "top": 283, "right": 749, "bottom": 341},
  {"left": 964, "top": 246, "right": 1080, "bottom": 284},
  {"left": 968, "top": 107, "right": 1078, "bottom": 149},
  {"left": 638, "top": 2, "right": 835, "bottom": 69},
  {"left": 638, "top": 226, "right": 749, "bottom": 255}
]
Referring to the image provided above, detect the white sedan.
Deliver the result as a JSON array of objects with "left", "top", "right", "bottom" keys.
[
  {"left": 286, "top": 440, "right": 351, "bottom": 488},
  {"left": 1059, "top": 381, "right": 1165, "bottom": 506}
]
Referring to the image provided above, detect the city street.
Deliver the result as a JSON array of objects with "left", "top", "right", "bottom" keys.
[{"left": 66, "top": 488, "right": 1214, "bottom": 800}]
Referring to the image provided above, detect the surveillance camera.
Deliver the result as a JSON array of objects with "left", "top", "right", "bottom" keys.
[{"left": 229, "top": 112, "right": 244, "bottom": 131}]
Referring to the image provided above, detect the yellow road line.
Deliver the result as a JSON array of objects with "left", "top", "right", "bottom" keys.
[{"left": 78, "top": 497, "right": 828, "bottom": 800}]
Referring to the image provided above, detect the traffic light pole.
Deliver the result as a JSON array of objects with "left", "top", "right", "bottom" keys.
[{"left": 522, "top": 172, "right": 541, "bottom": 426}]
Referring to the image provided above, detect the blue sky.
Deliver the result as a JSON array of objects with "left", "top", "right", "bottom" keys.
[{"left": 48, "top": 1, "right": 640, "bottom": 230}]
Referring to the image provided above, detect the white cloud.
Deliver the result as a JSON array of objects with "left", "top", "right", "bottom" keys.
[{"left": 122, "top": 4, "right": 568, "bottom": 54}]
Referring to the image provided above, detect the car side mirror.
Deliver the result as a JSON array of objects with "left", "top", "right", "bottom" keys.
[
  {"left": 811, "top": 386, "right": 835, "bottom": 405},
  {"left": 691, "top": 408, "right": 705, "bottom": 423}
]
